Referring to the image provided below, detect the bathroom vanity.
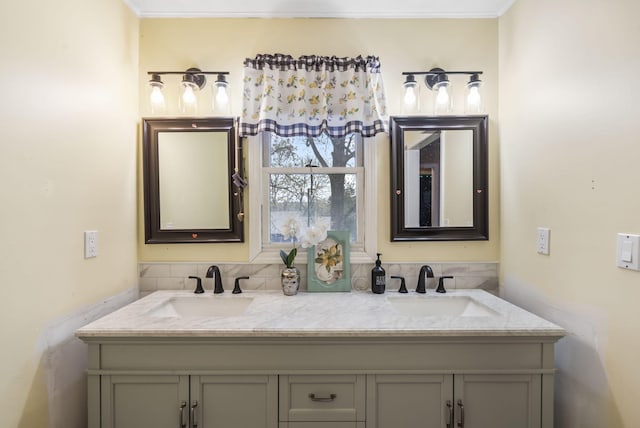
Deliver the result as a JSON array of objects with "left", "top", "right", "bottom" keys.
[{"left": 77, "top": 290, "right": 564, "bottom": 428}]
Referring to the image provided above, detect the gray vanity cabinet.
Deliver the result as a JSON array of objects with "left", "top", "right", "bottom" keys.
[
  {"left": 99, "top": 374, "right": 277, "bottom": 428},
  {"left": 366, "top": 373, "right": 540, "bottom": 428},
  {"left": 82, "top": 335, "right": 559, "bottom": 428}
]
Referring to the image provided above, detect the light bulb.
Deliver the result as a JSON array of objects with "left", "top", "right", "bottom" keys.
[
  {"left": 426, "top": 69, "right": 451, "bottom": 115},
  {"left": 149, "top": 85, "right": 165, "bottom": 114},
  {"left": 182, "top": 86, "right": 196, "bottom": 105},
  {"left": 214, "top": 85, "right": 229, "bottom": 113},
  {"left": 465, "top": 74, "right": 483, "bottom": 114},
  {"left": 179, "top": 83, "right": 198, "bottom": 114},
  {"left": 436, "top": 86, "right": 449, "bottom": 106},
  {"left": 434, "top": 85, "right": 452, "bottom": 114},
  {"left": 212, "top": 74, "right": 230, "bottom": 114},
  {"left": 402, "top": 75, "right": 419, "bottom": 113},
  {"left": 403, "top": 86, "right": 418, "bottom": 111},
  {"left": 148, "top": 73, "right": 166, "bottom": 114},
  {"left": 466, "top": 86, "right": 481, "bottom": 113}
]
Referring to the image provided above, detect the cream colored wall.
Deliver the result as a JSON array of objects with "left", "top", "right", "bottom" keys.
[
  {"left": 0, "top": 0, "right": 139, "bottom": 427},
  {"left": 139, "top": 18, "right": 499, "bottom": 262},
  {"left": 499, "top": 0, "right": 640, "bottom": 426}
]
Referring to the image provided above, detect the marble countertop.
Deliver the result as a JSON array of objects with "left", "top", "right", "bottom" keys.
[{"left": 76, "top": 290, "right": 565, "bottom": 339}]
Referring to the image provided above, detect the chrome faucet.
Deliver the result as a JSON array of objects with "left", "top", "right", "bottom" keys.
[
  {"left": 416, "top": 265, "right": 434, "bottom": 293},
  {"left": 205, "top": 265, "right": 224, "bottom": 294}
]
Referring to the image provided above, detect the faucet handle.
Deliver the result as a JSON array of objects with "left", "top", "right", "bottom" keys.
[
  {"left": 233, "top": 276, "right": 249, "bottom": 294},
  {"left": 188, "top": 276, "right": 204, "bottom": 294},
  {"left": 436, "top": 276, "right": 453, "bottom": 293},
  {"left": 390, "top": 276, "right": 408, "bottom": 293}
]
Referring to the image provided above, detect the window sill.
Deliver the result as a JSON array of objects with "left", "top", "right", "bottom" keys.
[{"left": 251, "top": 248, "right": 375, "bottom": 265}]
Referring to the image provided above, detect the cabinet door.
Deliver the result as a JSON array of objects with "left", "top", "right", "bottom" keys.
[
  {"left": 454, "top": 374, "right": 541, "bottom": 428},
  {"left": 191, "top": 375, "right": 278, "bottom": 428},
  {"left": 367, "top": 374, "right": 453, "bottom": 428},
  {"left": 101, "top": 375, "right": 189, "bottom": 428}
]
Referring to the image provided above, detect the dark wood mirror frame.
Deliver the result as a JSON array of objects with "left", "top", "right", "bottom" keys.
[
  {"left": 390, "top": 115, "right": 488, "bottom": 241},
  {"left": 142, "top": 117, "right": 244, "bottom": 243}
]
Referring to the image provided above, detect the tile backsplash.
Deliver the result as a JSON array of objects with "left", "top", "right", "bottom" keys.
[{"left": 139, "top": 262, "right": 498, "bottom": 297}]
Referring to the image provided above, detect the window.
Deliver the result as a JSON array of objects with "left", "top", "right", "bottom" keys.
[
  {"left": 263, "top": 132, "right": 363, "bottom": 246},
  {"left": 248, "top": 132, "right": 377, "bottom": 263}
]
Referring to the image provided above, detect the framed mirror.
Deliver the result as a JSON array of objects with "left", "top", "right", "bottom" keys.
[
  {"left": 390, "top": 115, "right": 488, "bottom": 241},
  {"left": 143, "top": 117, "right": 244, "bottom": 243}
]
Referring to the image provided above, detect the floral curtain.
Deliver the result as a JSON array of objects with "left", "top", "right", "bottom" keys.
[{"left": 240, "top": 54, "right": 388, "bottom": 138}]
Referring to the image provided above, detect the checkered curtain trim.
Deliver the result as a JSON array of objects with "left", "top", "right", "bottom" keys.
[
  {"left": 240, "top": 119, "right": 387, "bottom": 138},
  {"left": 240, "top": 53, "right": 388, "bottom": 138},
  {"left": 243, "top": 54, "right": 382, "bottom": 73}
]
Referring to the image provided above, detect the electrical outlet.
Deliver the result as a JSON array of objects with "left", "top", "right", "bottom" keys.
[
  {"left": 537, "top": 227, "right": 550, "bottom": 255},
  {"left": 84, "top": 230, "right": 98, "bottom": 258}
]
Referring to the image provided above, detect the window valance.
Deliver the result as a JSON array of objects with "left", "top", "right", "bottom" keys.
[{"left": 240, "top": 54, "right": 388, "bottom": 138}]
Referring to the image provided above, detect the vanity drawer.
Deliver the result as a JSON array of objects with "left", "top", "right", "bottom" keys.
[
  {"left": 279, "top": 375, "right": 366, "bottom": 422},
  {"left": 280, "top": 423, "right": 365, "bottom": 428}
]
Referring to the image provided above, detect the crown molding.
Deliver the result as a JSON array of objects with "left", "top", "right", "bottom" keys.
[
  {"left": 135, "top": 11, "right": 502, "bottom": 19},
  {"left": 496, "top": 0, "right": 518, "bottom": 17},
  {"left": 124, "top": 0, "right": 513, "bottom": 19}
]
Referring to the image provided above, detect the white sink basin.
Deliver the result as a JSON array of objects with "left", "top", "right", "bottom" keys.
[
  {"left": 147, "top": 296, "right": 254, "bottom": 318},
  {"left": 387, "top": 295, "right": 498, "bottom": 317}
]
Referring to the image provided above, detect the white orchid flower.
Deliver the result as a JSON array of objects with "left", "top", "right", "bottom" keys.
[
  {"left": 281, "top": 216, "right": 300, "bottom": 241},
  {"left": 300, "top": 224, "right": 328, "bottom": 248}
]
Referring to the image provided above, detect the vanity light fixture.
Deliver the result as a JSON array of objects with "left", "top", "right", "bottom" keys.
[
  {"left": 146, "top": 68, "right": 231, "bottom": 115},
  {"left": 401, "top": 68, "right": 483, "bottom": 114}
]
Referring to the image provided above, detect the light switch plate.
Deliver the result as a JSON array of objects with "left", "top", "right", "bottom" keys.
[
  {"left": 617, "top": 233, "right": 640, "bottom": 271},
  {"left": 537, "top": 227, "right": 550, "bottom": 255}
]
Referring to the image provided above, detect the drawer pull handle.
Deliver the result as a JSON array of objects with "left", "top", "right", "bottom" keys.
[
  {"left": 308, "top": 393, "right": 337, "bottom": 402},
  {"left": 446, "top": 400, "right": 453, "bottom": 428}
]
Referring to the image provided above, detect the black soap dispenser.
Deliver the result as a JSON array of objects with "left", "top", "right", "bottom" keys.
[{"left": 371, "top": 253, "right": 386, "bottom": 294}]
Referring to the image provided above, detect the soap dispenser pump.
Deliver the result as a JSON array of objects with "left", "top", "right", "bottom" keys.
[{"left": 371, "top": 253, "right": 386, "bottom": 294}]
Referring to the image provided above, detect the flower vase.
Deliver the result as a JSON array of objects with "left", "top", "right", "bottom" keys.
[{"left": 281, "top": 267, "right": 300, "bottom": 296}]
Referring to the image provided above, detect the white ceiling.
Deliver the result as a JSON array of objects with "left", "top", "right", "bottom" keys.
[{"left": 125, "top": 0, "right": 517, "bottom": 18}]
